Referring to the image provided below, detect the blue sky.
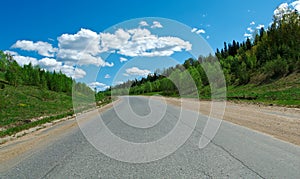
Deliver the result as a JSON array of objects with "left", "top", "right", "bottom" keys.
[{"left": 0, "top": 0, "right": 298, "bottom": 90}]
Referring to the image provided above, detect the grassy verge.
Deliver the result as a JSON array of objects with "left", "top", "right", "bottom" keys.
[
  {"left": 136, "top": 73, "right": 300, "bottom": 108},
  {"left": 0, "top": 111, "right": 74, "bottom": 137},
  {"left": 0, "top": 85, "right": 74, "bottom": 128},
  {"left": 227, "top": 73, "right": 300, "bottom": 107},
  {"left": 0, "top": 84, "right": 109, "bottom": 138}
]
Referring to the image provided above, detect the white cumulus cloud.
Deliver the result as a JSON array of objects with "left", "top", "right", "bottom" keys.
[
  {"left": 11, "top": 40, "right": 57, "bottom": 57},
  {"left": 139, "top": 21, "right": 149, "bottom": 27},
  {"left": 120, "top": 57, "right": 128, "bottom": 62},
  {"left": 39, "top": 57, "right": 86, "bottom": 79},
  {"left": 191, "top": 28, "right": 197, "bottom": 33},
  {"left": 124, "top": 67, "right": 151, "bottom": 77},
  {"left": 196, "top": 29, "right": 206, "bottom": 34},
  {"left": 57, "top": 49, "right": 113, "bottom": 67},
  {"left": 4, "top": 50, "right": 18, "bottom": 56},
  {"left": 4, "top": 51, "right": 39, "bottom": 66},
  {"left": 244, "top": 33, "right": 252, "bottom": 39},
  {"left": 273, "top": 1, "right": 300, "bottom": 19},
  {"left": 247, "top": 27, "right": 254, "bottom": 33},
  {"left": 250, "top": 21, "right": 256, "bottom": 25},
  {"left": 291, "top": 0, "right": 300, "bottom": 11},
  {"left": 13, "top": 55, "right": 39, "bottom": 67},
  {"left": 191, "top": 28, "right": 206, "bottom": 34},
  {"left": 58, "top": 28, "right": 100, "bottom": 55},
  {"left": 88, "top": 82, "right": 109, "bottom": 91},
  {"left": 151, "top": 21, "right": 163, "bottom": 28},
  {"left": 99, "top": 28, "right": 192, "bottom": 57},
  {"left": 57, "top": 28, "right": 113, "bottom": 67},
  {"left": 256, "top": 24, "right": 265, "bottom": 30},
  {"left": 274, "top": 3, "right": 290, "bottom": 19}
]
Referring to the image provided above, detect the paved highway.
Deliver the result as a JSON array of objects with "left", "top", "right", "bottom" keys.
[{"left": 1, "top": 96, "right": 300, "bottom": 178}]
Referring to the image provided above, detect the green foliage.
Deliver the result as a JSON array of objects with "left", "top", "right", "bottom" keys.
[
  {"left": 263, "top": 55, "right": 288, "bottom": 79},
  {"left": 0, "top": 51, "right": 92, "bottom": 96},
  {"left": 216, "top": 9, "right": 300, "bottom": 85}
]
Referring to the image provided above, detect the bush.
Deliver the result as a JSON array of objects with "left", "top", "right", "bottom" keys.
[{"left": 263, "top": 55, "right": 288, "bottom": 79}]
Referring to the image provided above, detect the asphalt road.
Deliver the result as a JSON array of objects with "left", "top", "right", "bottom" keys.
[{"left": 1, "top": 96, "right": 300, "bottom": 178}]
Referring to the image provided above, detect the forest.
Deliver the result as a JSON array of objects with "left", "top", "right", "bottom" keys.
[{"left": 0, "top": 51, "right": 93, "bottom": 96}]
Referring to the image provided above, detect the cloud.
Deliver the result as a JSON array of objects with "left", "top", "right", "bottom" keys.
[
  {"left": 244, "top": 33, "right": 252, "bottom": 39},
  {"left": 104, "top": 74, "right": 111, "bottom": 79},
  {"left": 57, "top": 49, "right": 113, "bottom": 67},
  {"left": 151, "top": 21, "right": 163, "bottom": 28},
  {"left": 273, "top": 1, "right": 300, "bottom": 19},
  {"left": 196, "top": 29, "right": 206, "bottom": 34},
  {"left": 124, "top": 67, "right": 151, "bottom": 77},
  {"left": 99, "top": 28, "right": 131, "bottom": 53},
  {"left": 274, "top": 3, "right": 290, "bottom": 19},
  {"left": 191, "top": 28, "right": 197, "bottom": 33},
  {"left": 57, "top": 28, "right": 113, "bottom": 67},
  {"left": 39, "top": 57, "right": 62, "bottom": 69},
  {"left": 4, "top": 51, "right": 38, "bottom": 66},
  {"left": 13, "top": 55, "right": 39, "bottom": 66},
  {"left": 4, "top": 50, "right": 18, "bottom": 56},
  {"left": 113, "top": 81, "right": 124, "bottom": 85},
  {"left": 191, "top": 28, "right": 206, "bottom": 34},
  {"left": 247, "top": 27, "right": 254, "bottom": 33},
  {"left": 11, "top": 40, "right": 57, "bottom": 57},
  {"left": 39, "top": 57, "right": 86, "bottom": 79},
  {"left": 120, "top": 57, "right": 128, "bottom": 62},
  {"left": 250, "top": 21, "right": 255, "bottom": 25},
  {"left": 256, "top": 24, "right": 265, "bottom": 30},
  {"left": 88, "top": 82, "right": 109, "bottom": 91},
  {"left": 291, "top": 0, "right": 300, "bottom": 11},
  {"left": 73, "top": 68, "right": 87, "bottom": 79},
  {"left": 58, "top": 28, "right": 100, "bottom": 54},
  {"left": 3, "top": 52, "right": 85, "bottom": 79},
  {"left": 99, "top": 28, "right": 192, "bottom": 57},
  {"left": 139, "top": 21, "right": 149, "bottom": 27}
]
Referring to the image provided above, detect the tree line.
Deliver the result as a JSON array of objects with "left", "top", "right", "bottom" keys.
[{"left": 0, "top": 51, "right": 93, "bottom": 96}]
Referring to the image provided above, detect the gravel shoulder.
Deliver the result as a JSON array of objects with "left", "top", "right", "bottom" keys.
[{"left": 158, "top": 97, "right": 300, "bottom": 146}]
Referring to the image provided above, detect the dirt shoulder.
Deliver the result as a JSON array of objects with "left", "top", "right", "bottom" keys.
[
  {"left": 158, "top": 96, "right": 300, "bottom": 146},
  {"left": 0, "top": 101, "right": 118, "bottom": 172}
]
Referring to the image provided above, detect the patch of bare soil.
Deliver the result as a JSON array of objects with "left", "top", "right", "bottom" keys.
[{"left": 159, "top": 97, "right": 300, "bottom": 146}]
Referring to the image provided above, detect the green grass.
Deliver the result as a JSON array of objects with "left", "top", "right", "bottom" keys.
[
  {"left": 0, "top": 85, "right": 73, "bottom": 128},
  {"left": 145, "top": 73, "right": 300, "bottom": 107},
  {"left": 0, "top": 84, "right": 97, "bottom": 137},
  {"left": 0, "top": 111, "right": 74, "bottom": 137},
  {"left": 226, "top": 73, "right": 300, "bottom": 107}
]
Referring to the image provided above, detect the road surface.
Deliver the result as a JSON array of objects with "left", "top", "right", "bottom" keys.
[{"left": 1, "top": 96, "right": 300, "bottom": 178}]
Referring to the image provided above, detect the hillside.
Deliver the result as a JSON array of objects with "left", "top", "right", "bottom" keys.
[{"left": 0, "top": 52, "right": 94, "bottom": 137}]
